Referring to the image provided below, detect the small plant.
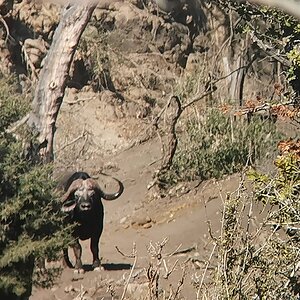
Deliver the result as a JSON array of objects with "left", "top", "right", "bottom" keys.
[
  {"left": 166, "top": 108, "right": 281, "bottom": 185},
  {"left": 78, "top": 27, "right": 113, "bottom": 91}
]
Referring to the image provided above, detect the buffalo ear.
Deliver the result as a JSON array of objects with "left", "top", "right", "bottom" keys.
[{"left": 61, "top": 200, "right": 76, "bottom": 212}]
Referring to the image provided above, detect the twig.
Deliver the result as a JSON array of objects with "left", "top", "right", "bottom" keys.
[
  {"left": 73, "top": 284, "right": 87, "bottom": 300},
  {"left": 166, "top": 244, "right": 198, "bottom": 257},
  {"left": 198, "top": 243, "right": 217, "bottom": 294},
  {"left": 0, "top": 15, "right": 13, "bottom": 44},
  {"left": 152, "top": 238, "right": 169, "bottom": 257},
  {"left": 182, "top": 89, "right": 214, "bottom": 110},
  {"left": 163, "top": 259, "right": 178, "bottom": 279},
  {"left": 168, "top": 267, "right": 186, "bottom": 300},
  {"left": 132, "top": 268, "right": 144, "bottom": 279},
  {"left": 238, "top": 0, "right": 300, "bottom": 21},
  {"left": 21, "top": 42, "right": 39, "bottom": 81},
  {"left": 165, "top": 244, "right": 182, "bottom": 257},
  {"left": 238, "top": 101, "right": 295, "bottom": 116},
  {"left": 78, "top": 133, "right": 89, "bottom": 156},
  {"left": 123, "top": 61, "right": 260, "bottom": 159},
  {"left": 55, "top": 128, "right": 87, "bottom": 153},
  {"left": 149, "top": 96, "right": 182, "bottom": 191},
  {"left": 120, "top": 254, "right": 138, "bottom": 300},
  {"left": 147, "top": 157, "right": 162, "bottom": 167},
  {"left": 6, "top": 114, "right": 30, "bottom": 134},
  {"left": 284, "top": 260, "right": 300, "bottom": 288},
  {"left": 115, "top": 244, "right": 137, "bottom": 259},
  {"left": 122, "top": 97, "right": 174, "bottom": 152},
  {"left": 65, "top": 97, "right": 95, "bottom": 105}
]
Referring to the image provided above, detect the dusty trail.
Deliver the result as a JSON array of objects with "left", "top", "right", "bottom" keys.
[{"left": 31, "top": 137, "right": 242, "bottom": 300}]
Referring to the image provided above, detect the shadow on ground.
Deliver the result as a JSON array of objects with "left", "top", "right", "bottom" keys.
[{"left": 81, "top": 262, "right": 132, "bottom": 272}]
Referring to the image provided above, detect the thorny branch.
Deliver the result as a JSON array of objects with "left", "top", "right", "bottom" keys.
[
  {"left": 55, "top": 127, "right": 88, "bottom": 153},
  {"left": 168, "top": 267, "right": 186, "bottom": 300},
  {"left": 237, "top": 0, "right": 300, "bottom": 20},
  {"left": 121, "top": 254, "right": 138, "bottom": 300},
  {"left": 115, "top": 244, "right": 137, "bottom": 259}
]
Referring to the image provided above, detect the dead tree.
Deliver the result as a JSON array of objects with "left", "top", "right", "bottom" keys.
[
  {"left": 28, "top": 3, "right": 97, "bottom": 162},
  {"left": 148, "top": 89, "right": 214, "bottom": 197},
  {"left": 158, "top": 96, "right": 182, "bottom": 177},
  {"left": 148, "top": 96, "right": 182, "bottom": 195}
]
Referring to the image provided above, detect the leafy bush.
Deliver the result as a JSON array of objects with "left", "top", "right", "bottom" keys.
[
  {"left": 168, "top": 109, "right": 281, "bottom": 183},
  {"left": 196, "top": 140, "right": 300, "bottom": 299},
  {"left": 0, "top": 76, "right": 70, "bottom": 299},
  {"left": 249, "top": 139, "right": 300, "bottom": 224},
  {"left": 77, "top": 26, "right": 112, "bottom": 91}
]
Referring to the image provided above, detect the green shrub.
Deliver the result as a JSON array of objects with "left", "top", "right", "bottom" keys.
[
  {"left": 0, "top": 76, "right": 71, "bottom": 299},
  {"left": 198, "top": 145, "right": 300, "bottom": 299},
  {"left": 169, "top": 109, "right": 281, "bottom": 183},
  {"left": 249, "top": 143, "right": 300, "bottom": 224}
]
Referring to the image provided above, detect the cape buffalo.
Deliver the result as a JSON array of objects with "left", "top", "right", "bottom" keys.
[{"left": 61, "top": 171, "right": 124, "bottom": 273}]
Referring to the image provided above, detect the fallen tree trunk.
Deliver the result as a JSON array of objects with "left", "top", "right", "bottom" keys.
[{"left": 28, "top": 3, "right": 97, "bottom": 162}]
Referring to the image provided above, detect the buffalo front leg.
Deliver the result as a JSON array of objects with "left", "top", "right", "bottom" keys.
[
  {"left": 72, "top": 239, "right": 84, "bottom": 273},
  {"left": 90, "top": 233, "right": 101, "bottom": 270}
]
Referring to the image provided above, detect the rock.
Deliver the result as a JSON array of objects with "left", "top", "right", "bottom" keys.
[
  {"left": 143, "top": 223, "right": 152, "bottom": 229},
  {"left": 14, "top": 2, "right": 59, "bottom": 37},
  {"left": 153, "top": 0, "right": 185, "bottom": 13},
  {"left": 64, "top": 285, "right": 79, "bottom": 294},
  {"left": 185, "top": 53, "right": 200, "bottom": 73},
  {"left": 192, "top": 34, "right": 210, "bottom": 53},
  {"left": 23, "top": 37, "right": 49, "bottom": 69},
  {"left": 120, "top": 216, "right": 127, "bottom": 224},
  {"left": 131, "top": 216, "right": 152, "bottom": 227}
]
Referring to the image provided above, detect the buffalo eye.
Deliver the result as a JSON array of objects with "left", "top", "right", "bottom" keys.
[
  {"left": 88, "top": 190, "right": 95, "bottom": 197},
  {"left": 74, "top": 191, "right": 82, "bottom": 199}
]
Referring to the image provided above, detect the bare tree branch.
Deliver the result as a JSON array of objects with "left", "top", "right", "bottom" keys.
[{"left": 238, "top": 0, "right": 300, "bottom": 20}]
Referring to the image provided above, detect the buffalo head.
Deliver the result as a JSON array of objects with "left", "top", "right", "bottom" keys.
[{"left": 61, "top": 177, "right": 124, "bottom": 213}]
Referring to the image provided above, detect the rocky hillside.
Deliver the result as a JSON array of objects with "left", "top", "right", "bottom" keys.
[{"left": 0, "top": 0, "right": 282, "bottom": 170}]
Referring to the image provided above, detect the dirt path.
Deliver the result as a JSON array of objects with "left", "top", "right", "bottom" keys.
[{"left": 31, "top": 137, "right": 243, "bottom": 300}]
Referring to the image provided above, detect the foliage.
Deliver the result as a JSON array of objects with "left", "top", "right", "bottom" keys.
[
  {"left": 165, "top": 108, "right": 281, "bottom": 184},
  {"left": 0, "top": 76, "right": 71, "bottom": 299},
  {"left": 215, "top": 0, "right": 300, "bottom": 98},
  {"left": 249, "top": 139, "right": 300, "bottom": 224},
  {"left": 0, "top": 77, "right": 28, "bottom": 131},
  {"left": 197, "top": 142, "right": 300, "bottom": 298},
  {"left": 78, "top": 26, "right": 112, "bottom": 91}
]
